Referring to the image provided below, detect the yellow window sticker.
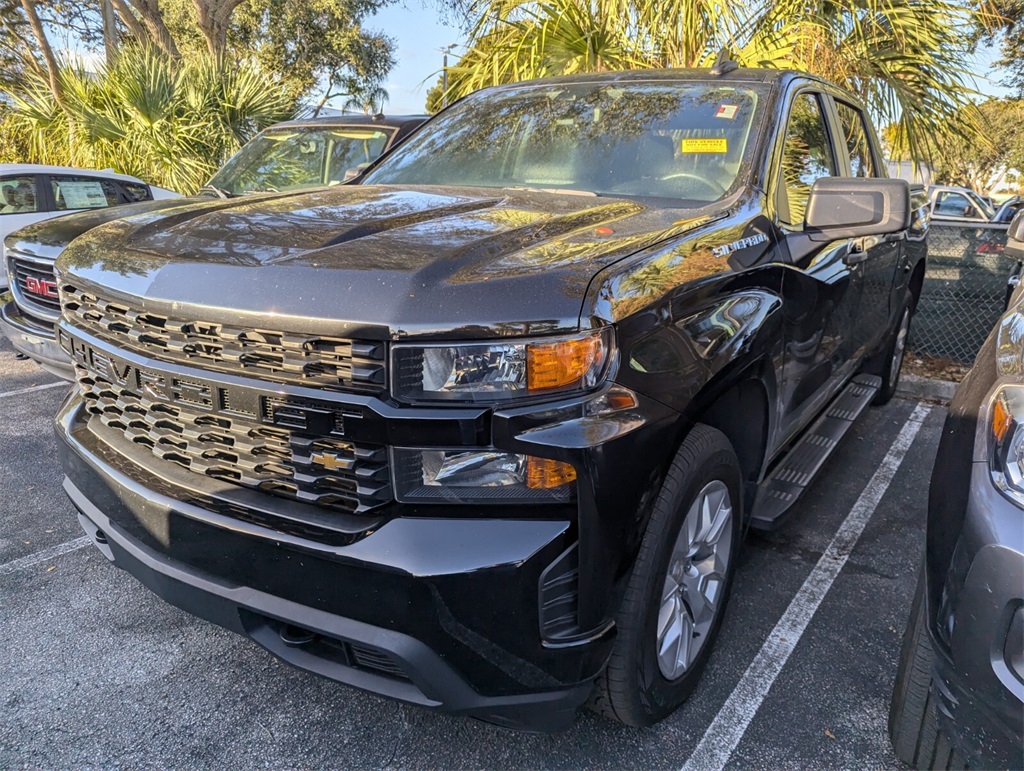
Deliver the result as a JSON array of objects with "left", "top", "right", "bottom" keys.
[{"left": 681, "top": 138, "right": 728, "bottom": 154}]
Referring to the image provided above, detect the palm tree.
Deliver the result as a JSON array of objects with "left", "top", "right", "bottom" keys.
[
  {"left": 341, "top": 81, "right": 390, "bottom": 115},
  {"left": 443, "top": 0, "right": 994, "bottom": 163},
  {"left": 10, "top": 45, "right": 295, "bottom": 193}
]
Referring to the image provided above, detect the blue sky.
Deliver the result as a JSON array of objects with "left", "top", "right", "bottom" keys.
[
  {"left": 350, "top": 4, "right": 1015, "bottom": 115},
  {"left": 358, "top": 3, "right": 468, "bottom": 115}
]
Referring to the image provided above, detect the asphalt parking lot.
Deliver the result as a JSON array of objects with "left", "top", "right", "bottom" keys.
[{"left": 0, "top": 331, "right": 946, "bottom": 769}]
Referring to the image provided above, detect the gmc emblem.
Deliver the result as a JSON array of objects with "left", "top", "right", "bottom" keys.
[{"left": 24, "top": 276, "right": 59, "bottom": 299}]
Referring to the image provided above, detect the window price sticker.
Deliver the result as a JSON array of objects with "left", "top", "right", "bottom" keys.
[
  {"left": 58, "top": 181, "right": 108, "bottom": 209},
  {"left": 681, "top": 138, "right": 728, "bottom": 154}
]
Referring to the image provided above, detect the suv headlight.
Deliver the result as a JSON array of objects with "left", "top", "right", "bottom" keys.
[
  {"left": 990, "top": 385, "right": 1024, "bottom": 507},
  {"left": 391, "top": 328, "right": 615, "bottom": 403}
]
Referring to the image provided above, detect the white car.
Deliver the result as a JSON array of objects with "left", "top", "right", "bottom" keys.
[{"left": 0, "top": 164, "right": 178, "bottom": 291}]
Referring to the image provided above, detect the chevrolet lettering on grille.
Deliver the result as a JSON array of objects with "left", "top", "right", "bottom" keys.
[{"left": 62, "top": 331, "right": 348, "bottom": 435}]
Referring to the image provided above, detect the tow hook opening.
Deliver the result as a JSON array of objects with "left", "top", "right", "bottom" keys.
[
  {"left": 76, "top": 512, "right": 114, "bottom": 561},
  {"left": 280, "top": 623, "right": 316, "bottom": 646}
]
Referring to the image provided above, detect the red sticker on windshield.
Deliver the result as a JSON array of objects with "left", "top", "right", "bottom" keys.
[{"left": 715, "top": 104, "right": 739, "bottom": 119}]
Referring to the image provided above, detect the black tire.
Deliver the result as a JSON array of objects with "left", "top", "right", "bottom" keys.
[
  {"left": 589, "top": 424, "right": 742, "bottom": 727},
  {"left": 889, "top": 568, "right": 967, "bottom": 769},
  {"left": 872, "top": 297, "right": 913, "bottom": 406}
]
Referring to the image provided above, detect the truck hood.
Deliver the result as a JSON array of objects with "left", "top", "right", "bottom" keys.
[
  {"left": 59, "top": 185, "right": 708, "bottom": 339},
  {"left": 7, "top": 198, "right": 189, "bottom": 261}
]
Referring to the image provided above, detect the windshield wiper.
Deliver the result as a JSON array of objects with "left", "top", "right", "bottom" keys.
[
  {"left": 505, "top": 186, "right": 598, "bottom": 197},
  {"left": 198, "top": 185, "right": 231, "bottom": 199}
]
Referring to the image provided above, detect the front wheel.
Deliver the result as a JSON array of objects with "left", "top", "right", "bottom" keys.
[
  {"left": 889, "top": 568, "right": 967, "bottom": 769},
  {"left": 589, "top": 424, "right": 742, "bottom": 727}
]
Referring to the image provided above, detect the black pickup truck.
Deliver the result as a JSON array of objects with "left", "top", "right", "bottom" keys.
[{"left": 53, "top": 68, "right": 928, "bottom": 732}]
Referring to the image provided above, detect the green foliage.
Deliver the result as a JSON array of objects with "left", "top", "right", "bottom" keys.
[
  {"left": 443, "top": 0, "right": 988, "bottom": 165},
  {"left": 0, "top": 103, "right": 30, "bottom": 163},
  {"left": 931, "top": 98, "right": 1024, "bottom": 189},
  {"left": 9, "top": 46, "right": 295, "bottom": 193},
  {"left": 984, "top": 0, "right": 1024, "bottom": 93},
  {"left": 230, "top": 0, "right": 396, "bottom": 102}
]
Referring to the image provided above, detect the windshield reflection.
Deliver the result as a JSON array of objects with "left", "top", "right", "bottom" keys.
[
  {"left": 364, "top": 82, "right": 763, "bottom": 204},
  {"left": 208, "top": 127, "right": 393, "bottom": 196}
]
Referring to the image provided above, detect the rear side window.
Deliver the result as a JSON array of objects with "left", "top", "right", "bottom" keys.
[
  {"left": 121, "top": 182, "right": 153, "bottom": 202},
  {"left": 0, "top": 175, "right": 40, "bottom": 215},
  {"left": 835, "top": 102, "right": 875, "bottom": 178},
  {"left": 778, "top": 93, "right": 836, "bottom": 226},
  {"left": 50, "top": 176, "right": 121, "bottom": 210}
]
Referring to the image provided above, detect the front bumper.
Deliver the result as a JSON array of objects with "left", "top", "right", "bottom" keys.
[
  {"left": 0, "top": 299, "right": 74, "bottom": 380},
  {"left": 929, "top": 462, "right": 1024, "bottom": 768},
  {"left": 56, "top": 351, "right": 678, "bottom": 730}
]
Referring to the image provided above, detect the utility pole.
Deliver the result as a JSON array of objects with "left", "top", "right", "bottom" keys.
[
  {"left": 101, "top": 0, "right": 118, "bottom": 67},
  {"left": 440, "top": 44, "right": 457, "bottom": 109}
]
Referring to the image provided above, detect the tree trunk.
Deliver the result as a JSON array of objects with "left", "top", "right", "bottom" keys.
[
  {"left": 19, "top": 0, "right": 64, "bottom": 107},
  {"left": 102, "top": 0, "right": 118, "bottom": 67},
  {"left": 192, "top": 0, "right": 247, "bottom": 58},
  {"left": 118, "top": 0, "right": 181, "bottom": 58}
]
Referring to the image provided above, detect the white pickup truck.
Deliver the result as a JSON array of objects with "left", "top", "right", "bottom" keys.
[{"left": 927, "top": 184, "right": 998, "bottom": 223}]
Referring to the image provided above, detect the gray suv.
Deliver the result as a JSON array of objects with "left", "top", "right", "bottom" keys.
[{"left": 889, "top": 212, "right": 1024, "bottom": 769}]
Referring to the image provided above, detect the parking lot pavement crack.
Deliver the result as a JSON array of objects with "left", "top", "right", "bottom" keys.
[
  {"left": 0, "top": 536, "right": 91, "bottom": 576},
  {"left": 679, "top": 402, "right": 932, "bottom": 771},
  {"left": 384, "top": 706, "right": 410, "bottom": 768}
]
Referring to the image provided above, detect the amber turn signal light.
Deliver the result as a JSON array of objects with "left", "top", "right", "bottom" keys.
[
  {"left": 527, "top": 335, "right": 605, "bottom": 392},
  {"left": 994, "top": 395, "right": 1013, "bottom": 443},
  {"left": 526, "top": 457, "right": 577, "bottom": 489}
]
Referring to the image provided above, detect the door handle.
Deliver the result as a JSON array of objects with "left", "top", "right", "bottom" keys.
[{"left": 843, "top": 246, "right": 868, "bottom": 266}]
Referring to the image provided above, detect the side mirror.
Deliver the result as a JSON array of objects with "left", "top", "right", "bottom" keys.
[
  {"left": 1006, "top": 211, "right": 1024, "bottom": 259},
  {"left": 804, "top": 177, "right": 911, "bottom": 242}
]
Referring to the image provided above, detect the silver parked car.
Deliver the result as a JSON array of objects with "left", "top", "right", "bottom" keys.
[
  {"left": 889, "top": 211, "right": 1024, "bottom": 769},
  {"left": 0, "top": 164, "right": 178, "bottom": 291}
]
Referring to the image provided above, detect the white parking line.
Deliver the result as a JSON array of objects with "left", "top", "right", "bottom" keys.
[
  {"left": 0, "top": 536, "right": 91, "bottom": 576},
  {"left": 681, "top": 402, "right": 932, "bottom": 771},
  {"left": 0, "top": 381, "right": 68, "bottom": 399}
]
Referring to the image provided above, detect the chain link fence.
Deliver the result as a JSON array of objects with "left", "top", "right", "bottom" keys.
[{"left": 909, "top": 222, "right": 1016, "bottom": 363}]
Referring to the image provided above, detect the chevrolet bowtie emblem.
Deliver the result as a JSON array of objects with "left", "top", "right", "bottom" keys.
[{"left": 310, "top": 451, "right": 342, "bottom": 471}]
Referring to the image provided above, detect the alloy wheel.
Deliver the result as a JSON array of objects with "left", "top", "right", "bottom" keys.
[
  {"left": 656, "top": 479, "right": 733, "bottom": 680},
  {"left": 891, "top": 308, "right": 910, "bottom": 386}
]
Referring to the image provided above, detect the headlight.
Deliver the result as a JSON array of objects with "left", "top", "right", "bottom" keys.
[
  {"left": 392, "top": 448, "right": 576, "bottom": 503},
  {"left": 990, "top": 385, "right": 1024, "bottom": 507},
  {"left": 391, "top": 328, "right": 614, "bottom": 403}
]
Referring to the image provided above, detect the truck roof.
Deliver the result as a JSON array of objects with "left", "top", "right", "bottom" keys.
[{"left": 483, "top": 67, "right": 823, "bottom": 89}]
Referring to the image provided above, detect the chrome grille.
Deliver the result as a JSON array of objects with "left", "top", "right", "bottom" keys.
[
  {"left": 9, "top": 252, "right": 60, "bottom": 316},
  {"left": 75, "top": 363, "right": 392, "bottom": 514},
  {"left": 61, "top": 285, "right": 386, "bottom": 392}
]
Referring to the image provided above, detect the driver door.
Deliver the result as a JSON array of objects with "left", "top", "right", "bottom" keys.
[{"left": 775, "top": 90, "right": 865, "bottom": 445}]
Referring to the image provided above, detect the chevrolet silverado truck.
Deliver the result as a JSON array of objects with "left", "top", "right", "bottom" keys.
[
  {"left": 0, "top": 114, "right": 426, "bottom": 379},
  {"left": 53, "top": 68, "right": 928, "bottom": 731}
]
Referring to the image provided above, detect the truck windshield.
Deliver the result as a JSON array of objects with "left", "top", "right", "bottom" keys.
[
  {"left": 968, "top": 191, "right": 996, "bottom": 219},
  {"left": 363, "top": 82, "right": 762, "bottom": 204},
  {"left": 207, "top": 126, "right": 393, "bottom": 196}
]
